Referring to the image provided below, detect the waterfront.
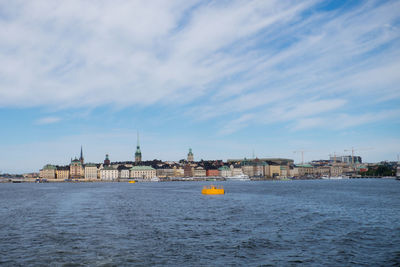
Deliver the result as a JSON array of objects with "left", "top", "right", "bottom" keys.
[{"left": 0, "top": 179, "right": 399, "bottom": 266}]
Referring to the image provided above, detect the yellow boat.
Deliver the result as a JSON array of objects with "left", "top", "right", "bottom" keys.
[
  {"left": 129, "top": 180, "right": 136, "bottom": 183},
  {"left": 202, "top": 185, "right": 224, "bottom": 195}
]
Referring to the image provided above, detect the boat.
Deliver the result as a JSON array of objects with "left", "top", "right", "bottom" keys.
[
  {"left": 128, "top": 180, "right": 136, "bottom": 183},
  {"left": 202, "top": 185, "right": 225, "bottom": 195},
  {"left": 150, "top": 177, "right": 160, "bottom": 182},
  {"left": 225, "top": 174, "right": 250, "bottom": 181},
  {"left": 326, "top": 176, "right": 349, "bottom": 180}
]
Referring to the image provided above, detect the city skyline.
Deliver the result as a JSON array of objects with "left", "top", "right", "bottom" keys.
[{"left": 1, "top": 0, "right": 400, "bottom": 173}]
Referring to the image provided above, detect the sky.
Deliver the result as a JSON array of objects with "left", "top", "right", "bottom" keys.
[{"left": 1, "top": 0, "right": 400, "bottom": 173}]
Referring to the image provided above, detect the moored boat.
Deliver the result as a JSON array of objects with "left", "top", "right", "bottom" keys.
[{"left": 225, "top": 174, "right": 250, "bottom": 181}]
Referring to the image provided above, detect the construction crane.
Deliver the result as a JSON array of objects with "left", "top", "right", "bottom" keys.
[
  {"left": 293, "top": 150, "right": 307, "bottom": 165},
  {"left": 344, "top": 147, "right": 373, "bottom": 168},
  {"left": 329, "top": 152, "right": 339, "bottom": 164}
]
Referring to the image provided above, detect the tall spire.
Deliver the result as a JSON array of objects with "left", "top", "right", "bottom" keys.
[
  {"left": 79, "top": 145, "right": 84, "bottom": 164},
  {"left": 135, "top": 131, "right": 142, "bottom": 163},
  {"left": 137, "top": 131, "right": 140, "bottom": 148}
]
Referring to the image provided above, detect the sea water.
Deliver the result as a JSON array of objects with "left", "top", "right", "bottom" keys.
[{"left": 0, "top": 179, "right": 399, "bottom": 266}]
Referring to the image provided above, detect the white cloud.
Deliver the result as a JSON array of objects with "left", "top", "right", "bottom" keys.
[
  {"left": 0, "top": 0, "right": 399, "bottom": 134},
  {"left": 34, "top": 116, "right": 61, "bottom": 125}
]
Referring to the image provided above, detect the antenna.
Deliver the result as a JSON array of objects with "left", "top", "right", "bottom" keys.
[{"left": 137, "top": 130, "right": 140, "bottom": 147}]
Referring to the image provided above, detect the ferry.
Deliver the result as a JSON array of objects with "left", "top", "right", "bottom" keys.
[
  {"left": 225, "top": 174, "right": 250, "bottom": 181},
  {"left": 128, "top": 180, "right": 136, "bottom": 184},
  {"left": 202, "top": 185, "right": 225, "bottom": 195}
]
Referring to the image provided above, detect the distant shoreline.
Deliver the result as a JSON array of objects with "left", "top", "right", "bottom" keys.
[{"left": 1, "top": 176, "right": 397, "bottom": 183}]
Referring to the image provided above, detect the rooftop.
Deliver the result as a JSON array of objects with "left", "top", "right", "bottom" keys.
[{"left": 130, "top": 166, "right": 155, "bottom": 171}]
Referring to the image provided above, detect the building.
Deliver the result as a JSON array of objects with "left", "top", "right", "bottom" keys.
[
  {"left": 39, "top": 164, "right": 56, "bottom": 179},
  {"left": 174, "top": 166, "right": 184, "bottom": 177},
  {"left": 184, "top": 164, "right": 193, "bottom": 177},
  {"left": 70, "top": 158, "right": 84, "bottom": 179},
  {"left": 206, "top": 169, "right": 219, "bottom": 177},
  {"left": 187, "top": 148, "right": 194, "bottom": 162},
  {"left": 330, "top": 155, "right": 362, "bottom": 165},
  {"left": 230, "top": 164, "right": 243, "bottom": 176},
  {"left": 100, "top": 166, "right": 118, "bottom": 181},
  {"left": 118, "top": 165, "right": 130, "bottom": 179},
  {"left": 296, "top": 164, "right": 314, "bottom": 176},
  {"left": 130, "top": 166, "right": 156, "bottom": 179},
  {"left": 265, "top": 164, "right": 280, "bottom": 178},
  {"left": 241, "top": 158, "right": 266, "bottom": 177},
  {"left": 56, "top": 166, "right": 70, "bottom": 179},
  {"left": 228, "top": 158, "right": 294, "bottom": 166},
  {"left": 313, "top": 166, "right": 330, "bottom": 177},
  {"left": 135, "top": 132, "right": 142, "bottom": 163},
  {"left": 219, "top": 166, "right": 231, "bottom": 177},
  {"left": 156, "top": 168, "right": 175, "bottom": 178},
  {"left": 193, "top": 166, "right": 206, "bottom": 177},
  {"left": 84, "top": 163, "right": 98, "bottom": 180}
]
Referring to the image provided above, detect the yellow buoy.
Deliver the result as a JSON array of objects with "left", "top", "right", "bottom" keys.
[{"left": 202, "top": 185, "right": 224, "bottom": 195}]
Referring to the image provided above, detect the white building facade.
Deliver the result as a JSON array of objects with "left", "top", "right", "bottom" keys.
[
  {"left": 84, "top": 164, "right": 98, "bottom": 180},
  {"left": 100, "top": 167, "right": 119, "bottom": 181}
]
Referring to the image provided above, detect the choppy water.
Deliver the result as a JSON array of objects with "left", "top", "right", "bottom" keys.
[{"left": 0, "top": 179, "right": 399, "bottom": 266}]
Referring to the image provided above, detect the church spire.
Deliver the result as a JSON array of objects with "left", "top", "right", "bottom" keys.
[
  {"left": 135, "top": 131, "right": 142, "bottom": 163},
  {"left": 79, "top": 145, "right": 84, "bottom": 164}
]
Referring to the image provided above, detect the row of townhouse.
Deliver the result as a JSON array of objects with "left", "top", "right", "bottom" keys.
[{"left": 39, "top": 163, "right": 156, "bottom": 181}]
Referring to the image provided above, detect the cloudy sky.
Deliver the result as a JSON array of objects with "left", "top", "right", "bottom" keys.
[{"left": 1, "top": 0, "right": 400, "bottom": 173}]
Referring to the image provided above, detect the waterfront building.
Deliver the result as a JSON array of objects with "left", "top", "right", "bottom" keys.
[
  {"left": 84, "top": 163, "right": 98, "bottom": 180},
  {"left": 280, "top": 165, "right": 288, "bottom": 178},
  {"left": 39, "top": 164, "right": 56, "bottom": 179},
  {"left": 314, "top": 166, "right": 330, "bottom": 177},
  {"left": 174, "top": 166, "right": 184, "bottom": 177},
  {"left": 290, "top": 167, "right": 299, "bottom": 177},
  {"left": 183, "top": 164, "right": 194, "bottom": 177},
  {"left": 104, "top": 154, "right": 111, "bottom": 166},
  {"left": 230, "top": 164, "right": 243, "bottom": 176},
  {"left": 100, "top": 166, "right": 118, "bottom": 181},
  {"left": 206, "top": 169, "right": 219, "bottom": 177},
  {"left": 156, "top": 168, "right": 175, "bottom": 178},
  {"left": 193, "top": 166, "right": 206, "bottom": 177},
  {"left": 241, "top": 158, "right": 266, "bottom": 177},
  {"left": 187, "top": 148, "right": 194, "bottom": 162},
  {"left": 130, "top": 166, "right": 156, "bottom": 179},
  {"left": 264, "top": 164, "right": 282, "bottom": 178},
  {"left": 118, "top": 165, "right": 130, "bottom": 179},
  {"left": 330, "top": 155, "right": 362, "bottom": 165},
  {"left": 296, "top": 164, "right": 314, "bottom": 176},
  {"left": 219, "top": 166, "right": 231, "bottom": 177},
  {"left": 70, "top": 158, "right": 84, "bottom": 179},
  {"left": 135, "top": 132, "right": 142, "bottom": 163},
  {"left": 242, "top": 164, "right": 254, "bottom": 177},
  {"left": 56, "top": 166, "right": 70, "bottom": 179}
]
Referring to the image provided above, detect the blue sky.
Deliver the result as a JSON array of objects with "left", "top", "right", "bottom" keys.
[{"left": 1, "top": 0, "right": 400, "bottom": 173}]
